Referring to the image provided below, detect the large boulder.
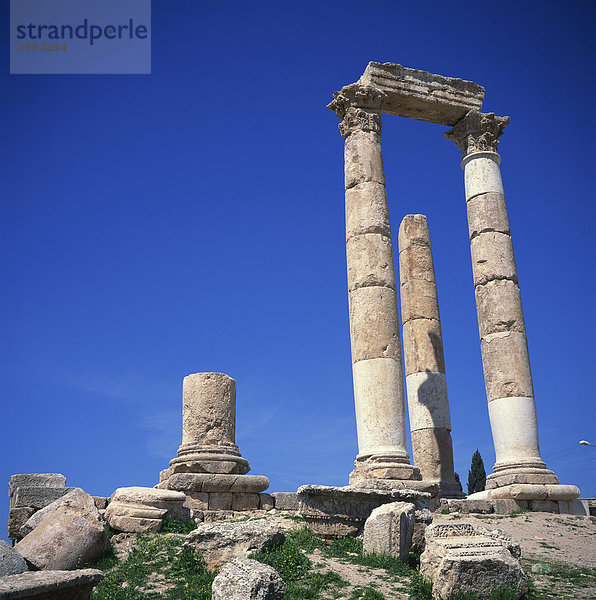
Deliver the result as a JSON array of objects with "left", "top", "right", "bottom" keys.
[
  {"left": 105, "top": 486, "right": 189, "bottom": 533},
  {"left": 15, "top": 501, "right": 110, "bottom": 570},
  {"left": 0, "top": 569, "right": 103, "bottom": 600},
  {"left": 0, "top": 540, "right": 28, "bottom": 576},
  {"left": 185, "top": 520, "right": 285, "bottom": 569},
  {"left": 20, "top": 488, "right": 94, "bottom": 537},
  {"left": 211, "top": 558, "right": 287, "bottom": 600},
  {"left": 363, "top": 501, "right": 415, "bottom": 561},
  {"left": 420, "top": 522, "right": 528, "bottom": 599}
]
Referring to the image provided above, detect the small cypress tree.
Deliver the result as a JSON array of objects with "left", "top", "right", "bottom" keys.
[
  {"left": 467, "top": 449, "right": 486, "bottom": 494},
  {"left": 454, "top": 472, "right": 463, "bottom": 493}
]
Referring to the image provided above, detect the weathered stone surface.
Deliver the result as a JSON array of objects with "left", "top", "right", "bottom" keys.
[
  {"left": 0, "top": 569, "right": 103, "bottom": 600},
  {"left": 481, "top": 332, "right": 534, "bottom": 401},
  {"left": 105, "top": 486, "right": 189, "bottom": 533},
  {"left": 470, "top": 231, "right": 517, "bottom": 287},
  {"left": 493, "top": 499, "right": 528, "bottom": 514},
  {"left": 346, "top": 233, "right": 396, "bottom": 292},
  {"left": 528, "top": 500, "right": 559, "bottom": 513},
  {"left": 15, "top": 503, "right": 110, "bottom": 570},
  {"left": 21, "top": 488, "right": 97, "bottom": 538},
  {"left": 185, "top": 520, "right": 285, "bottom": 569},
  {"left": 8, "top": 474, "right": 66, "bottom": 499},
  {"left": 184, "top": 491, "right": 209, "bottom": 511},
  {"left": 446, "top": 499, "right": 494, "bottom": 514},
  {"left": 0, "top": 540, "right": 28, "bottom": 576},
  {"left": 344, "top": 129, "right": 385, "bottom": 189},
  {"left": 8, "top": 507, "right": 35, "bottom": 542},
  {"left": 358, "top": 62, "right": 484, "bottom": 126},
  {"left": 402, "top": 320, "right": 445, "bottom": 375},
  {"left": 421, "top": 522, "right": 527, "bottom": 599},
  {"left": 348, "top": 285, "right": 400, "bottom": 362},
  {"left": 231, "top": 493, "right": 260, "bottom": 511},
  {"left": 345, "top": 182, "right": 390, "bottom": 241},
  {"left": 163, "top": 473, "right": 269, "bottom": 494},
  {"left": 12, "top": 487, "right": 72, "bottom": 510},
  {"left": 270, "top": 492, "right": 299, "bottom": 511},
  {"left": 211, "top": 558, "right": 287, "bottom": 600},
  {"left": 411, "top": 508, "right": 433, "bottom": 554},
  {"left": 209, "top": 492, "right": 233, "bottom": 511},
  {"left": 400, "top": 280, "right": 440, "bottom": 322},
  {"left": 363, "top": 501, "right": 415, "bottom": 561},
  {"left": 92, "top": 496, "right": 109, "bottom": 510},
  {"left": 466, "top": 192, "right": 510, "bottom": 239},
  {"left": 398, "top": 243, "right": 435, "bottom": 284},
  {"left": 475, "top": 279, "right": 525, "bottom": 338},
  {"left": 557, "top": 500, "right": 589, "bottom": 516},
  {"left": 259, "top": 493, "right": 275, "bottom": 511},
  {"left": 298, "top": 485, "right": 429, "bottom": 540}
]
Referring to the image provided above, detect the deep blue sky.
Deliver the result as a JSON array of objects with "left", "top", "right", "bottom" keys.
[{"left": 1, "top": 1, "right": 594, "bottom": 538}]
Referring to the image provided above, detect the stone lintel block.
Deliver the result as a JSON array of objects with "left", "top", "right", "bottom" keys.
[
  {"left": 400, "top": 280, "right": 439, "bottom": 323},
  {"left": 259, "top": 493, "right": 274, "bottom": 511},
  {"left": 481, "top": 333, "right": 534, "bottom": 401},
  {"left": 475, "top": 279, "right": 525, "bottom": 338},
  {"left": 403, "top": 319, "right": 445, "bottom": 375},
  {"left": 359, "top": 62, "right": 484, "bottom": 126},
  {"left": 182, "top": 372, "right": 236, "bottom": 447},
  {"left": 345, "top": 182, "right": 391, "bottom": 241},
  {"left": 8, "top": 507, "right": 35, "bottom": 541},
  {"left": 270, "top": 492, "right": 299, "bottom": 511},
  {"left": 231, "top": 493, "right": 261, "bottom": 511},
  {"left": 410, "top": 427, "right": 456, "bottom": 486},
  {"left": 8, "top": 473, "right": 66, "bottom": 497},
  {"left": 406, "top": 373, "right": 451, "bottom": 430},
  {"left": 344, "top": 129, "right": 385, "bottom": 190},
  {"left": 164, "top": 473, "right": 269, "bottom": 494},
  {"left": 470, "top": 231, "right": 517, "bottom": 287},
  {"left": 349, "top": 286, "right": 401, "bottom": 362},
  {"left": 347, "top": 233, "right": 396, "bottom": 292},
  {"left": 493, "top": 499, "right": 528, "bottom": 514},
  {"left": 208, "top": 492, "right": 233, "bottom": 511},
  {"left": 0, "top": 569, "right": 104, "bottom": 600},
  {"left": 467, "top": 192, "right": 510, "bottom": 240},
  {"left": 398, "top": 244, "right": 436, "bottom": 289},
  {"left": 528, "top": 500, "right": 559, "bottom": 513},
  {"left": 13, "top": 487, "right": 72, "bottom": 510}
]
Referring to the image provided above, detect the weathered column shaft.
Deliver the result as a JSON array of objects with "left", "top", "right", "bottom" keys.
[
  {"left": 445, "top": 112, "right": 558, "bottom": 488},
  {"left": 398, "top": 214, "right": 463, "bottom": 497},
  {"left": 328, "top": 84, "right": 420, "bottom": 487}
]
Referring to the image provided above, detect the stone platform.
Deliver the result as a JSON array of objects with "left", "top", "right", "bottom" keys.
[{"left": 297, "top": 484, "right": 430, "bottom": 540}]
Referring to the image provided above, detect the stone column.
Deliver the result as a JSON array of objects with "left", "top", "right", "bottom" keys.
[
  {"left": 444, "top": 112, "right": 561, "bottom": 491},
  {"left": 328, "top": 84, "right": 422, "bottom": 488},
  {"left": 158, "top": 372, "right": 270, "bottom": 510},
  {"left": 398, "top": 214, "right": 463, "bottom": 497}
]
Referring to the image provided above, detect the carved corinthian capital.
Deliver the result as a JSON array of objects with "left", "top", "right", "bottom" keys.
[
  {"left": 327, "top": 83, "right": 386, "bottom": 139},
  {"left": 445, "top": 110, "right": 510, "bottom": 158}
]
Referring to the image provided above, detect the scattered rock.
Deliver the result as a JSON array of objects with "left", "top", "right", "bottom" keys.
[
  {"left": 363, "top": 501, "right": 415, "bottom": 561},
  {"left": 20, "top": 488, "right": 96, "bottom": 538},
  {"left": 15, "top": 503, "right": 110, "bottom": 570},
  {"left": 421, "top": 522, "right": 528, "bottom": 599},
  {"left": 0, "top": 540, "right": 28, "bottom": 576},
  {"left": 211, "top": 558, "right": 287, "bottom": 600},
  {"left": 7, "top": 507, "right": 35, "bottom": 543},
  {"left": 0, "top": 568, "right": 103, "bottom": 600},
  {"left": 185, "top": 520, "right": 285, "bottom": 569},
  {"left": 105, "top": 486, "right": 189, "bottom": 533}
]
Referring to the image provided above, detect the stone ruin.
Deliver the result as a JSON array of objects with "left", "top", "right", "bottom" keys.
[
  {"left": 2, "top": 61, "right": 587, "bottom": 600},
  {"left": 327, "top": 61, "right": 581, "bottom": 505}
]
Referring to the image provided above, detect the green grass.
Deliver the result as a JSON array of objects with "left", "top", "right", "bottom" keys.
[
  {"left": 349, "top": 586, "right": 386, "bottom": 599},
  {"left": 160, "top": 516, "right": 198, "bottom": 535},
  {"left": 91, "top": 533, "right": 214, "bottom": 600},
  {"left": 509, "top": 508, "right": 531, "bottom": 517}
]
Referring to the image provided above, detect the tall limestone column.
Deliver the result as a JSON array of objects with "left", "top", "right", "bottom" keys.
[
  {"left": 398, "top": 214, "right": 463, "bottom": 498},
  {"left": 328, "top": 84, "right": 423, "bottom": 489},
  {"left": 445, "top": 112, "right": 578, "bottom": 499}
]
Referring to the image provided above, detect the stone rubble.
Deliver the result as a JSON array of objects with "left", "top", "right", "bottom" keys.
[
  {"left": 0, "top": 540, "right": 28, "bottom": 577},
  {"left": 363, "top": 501, "right": 416, "bottom": 561},
  {"left": 0, "top": 569, "right": 103, "bottom": 600},
  {"left": 211, "top": 558, "right": 287, "bottom": 600}
]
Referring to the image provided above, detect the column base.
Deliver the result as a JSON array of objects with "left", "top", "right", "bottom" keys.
[
  {"left": 436, "top": 481, "right": 466, "bottom": 499},
  {"left": 485, "top": 460, "right": 560, "bottom": 490},
  {"left": 348, "top": 453, "right": 438, "bottom": 494}
]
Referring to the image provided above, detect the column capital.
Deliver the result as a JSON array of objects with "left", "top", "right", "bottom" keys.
[
  {"left": 328, "top": 83, "right": 386, "bottom": 138},
  {"left": 444, "top": 110, "right": 510, "bottom": 158}
]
